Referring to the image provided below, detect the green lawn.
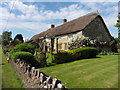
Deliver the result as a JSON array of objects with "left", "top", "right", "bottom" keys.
[
  {"left": 1, "top": 47, "right": 24, "bottom": 88},
  {"left": 40, "top": 55, "right": 118, "bottom": 88}
]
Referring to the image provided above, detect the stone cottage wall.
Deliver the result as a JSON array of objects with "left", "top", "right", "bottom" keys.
[
  {"left": 10, "top": 59, "right": 68, "bottom": 89},
  {"left": 82, "top": 17, "right": 112, "bottom": 51},
  {"left": 83, "top": 17, "right": 111, "bottom": 42}
]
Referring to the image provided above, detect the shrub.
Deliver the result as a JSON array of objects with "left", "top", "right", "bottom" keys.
[
  {"left": 35, "top": 52, "right": 46, "bottom": 62},
  {"left": 52, "top": 50, "right": 72, "bottom": 64},
  {"left": 73, "top": 47, "right": 98, "bottom": 58},
  {"left": 99, "top": 51, "right": 108, "bottom": 55},
  {"left": 10, "top": 51, "right": 37, "bottom": 66},
  {"left": 10, "top": 43, "right": 35, "bottom": 54},
  {"left": 53, "top": 47, "right": 98, "bottom": 64}
]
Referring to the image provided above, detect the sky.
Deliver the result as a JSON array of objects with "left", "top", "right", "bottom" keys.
[{"left": 0, "top": 0, "right": 118, "bottom": 40}]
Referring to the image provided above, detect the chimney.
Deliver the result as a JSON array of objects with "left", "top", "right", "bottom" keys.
[
  {"left": 63, "top": 19, "right": 67, "bottom": 24},
  {"left": 51, "top": 24, "right": 55, "bottom": 28}
]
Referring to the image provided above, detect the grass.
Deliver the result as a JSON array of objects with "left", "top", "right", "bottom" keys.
[
  {"left": 40, "top": 55, "right": 118, "bottom": 88},
  {"left": 1, "top": 46, "right": 24, "bottom": 88}
]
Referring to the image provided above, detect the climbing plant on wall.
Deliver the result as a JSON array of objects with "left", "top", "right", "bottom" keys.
[{"left": 68, "top": 37, "right": 94, "bottom": 50}]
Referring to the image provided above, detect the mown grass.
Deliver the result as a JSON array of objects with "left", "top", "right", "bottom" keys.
[
  {"left": 1, "top": 46, "right": 24, "bottom": 88},
  {"left": 40, "top": 55, "right": 118, "bottom": 88}
]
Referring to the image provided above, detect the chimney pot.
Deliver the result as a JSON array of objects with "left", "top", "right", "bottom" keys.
[
  {"left": 63, "top": 19, "right": 67, "bottom": 24},
  {"left": 51, "top": 24, "right": 55, "bottom": 28}
]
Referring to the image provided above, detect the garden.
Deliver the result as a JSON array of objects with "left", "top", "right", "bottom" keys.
[{"left": 1, "top": 31, "right": 119, "bottom": 88}]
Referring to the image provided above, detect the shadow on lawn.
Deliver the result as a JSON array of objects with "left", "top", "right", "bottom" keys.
[{"left": 44, "top": 56, "right": 102, "bottom": 68}]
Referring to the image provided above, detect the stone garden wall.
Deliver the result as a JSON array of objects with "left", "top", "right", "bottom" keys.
[{"left": 10, "top": 59, "right": 68, "bottom": 89}]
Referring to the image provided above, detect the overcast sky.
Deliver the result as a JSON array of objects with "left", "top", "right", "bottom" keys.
[{"left": 0, "top": 0, "right": 118, "bottom": 39}]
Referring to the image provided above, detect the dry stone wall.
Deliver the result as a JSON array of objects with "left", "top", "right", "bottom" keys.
[{"left": 10, "top": 59, "right": 69, "bottom": 89}]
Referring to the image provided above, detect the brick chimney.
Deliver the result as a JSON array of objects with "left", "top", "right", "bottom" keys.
[
  {"left": 51, "top": 24, "right": 55, "bottom": 28},
  {"left": 63, "top": 19, "right": 67, "bottom": 24}
]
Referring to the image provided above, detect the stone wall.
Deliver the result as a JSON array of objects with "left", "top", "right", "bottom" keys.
[{"left": 10, "top": 59, "right": 68, "bottom": 89}]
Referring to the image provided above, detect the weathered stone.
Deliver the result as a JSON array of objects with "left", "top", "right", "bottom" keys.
[
  {"left": 46, "top": 76, "right": 52, "bottom": 84},
  {"left": 34, "top": 69, "right": 38, "bottom": 76},
  {"left": 31, "top": 67, "right": 35, "bottom": 79},
  {"left": 22, "top": 64, "right": 26, "bottom": 73},
  {"left": 23, "top": 63, "right": 28, "bottom": 73},
  {"left": 43, "top": 84, "right": 47, "bottom": 88},
  {"left": 12, "top": 60, "right": 68, "bottom": 89},
  {"left": 31, "top": 67, "right": 35, "bottom": 74},
  {"left": 17, "top": 59, "right": 21, "bottom": 65},
  {"left": 39, "top": 73, "right": 46, "bottom": 84},
  {"left": 47, "top": 84, "right": 52, "bottom": 89},
  {"left": 26, "top": 65, "right": 31, "bottom": 74},
  {"left": 20, "top": 61, "right": 24, "bottom": 68},
  {"left": 26, "top": 65, "right": 32, "bottom": 78},
  {"left": 52, "top": 78, "right": 61, "bottom": 88},
  {"left": 36, "top": 69, "right": 40, "bottom": 79},
  {"left": 16, "top": 59, "right": 20, "bottom": 64},
  {"left": 32, "top": 69, "right": 41, "bottom": 84},
  {"left": 31, "top": 69, "right": 38, "bottom": 80},
  {"left": 57, "top": 83, "right": 65, "bottom": 88}
]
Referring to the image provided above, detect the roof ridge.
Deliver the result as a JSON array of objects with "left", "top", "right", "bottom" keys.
[
  {"left": 30, "top": 10, "right": 101, "bottom": 40},
  {"left": 52, "top": 10, "right": 100, "bottom": 29}
]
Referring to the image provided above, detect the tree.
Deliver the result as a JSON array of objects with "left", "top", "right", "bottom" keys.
[
  {"left": 115, "top": 12, "right": 120, "bottom": 51},
  {"left": 115, "top": 12, "right": 120, "bottom": 38},
  {"left": 14, "top": 34, "right": 24, "bottom": 43},
  {"left": 2, "top": 31, "right": 12, "bottom": 46},
  {"left": 11, "top": 34, "right": 24, "bottom": 46}
]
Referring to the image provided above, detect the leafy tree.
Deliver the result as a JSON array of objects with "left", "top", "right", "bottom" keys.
[
  {"left": 14, "top": 34, "right": 24, "bottom": 43},
  {"left": 115, "top": 38, "right": 119, "bottom": 43},
  {"left": 2, "top": 31, "right": 12, "bottom": 46},
  {"left": 11, "top": 34, "right": 24, "bottom": 46},
  {"left": 115, "top": 12, "right": 120, "bottom": 38},
  {"left": 115, "top": 12, "right": 120, "bottom": 50}
]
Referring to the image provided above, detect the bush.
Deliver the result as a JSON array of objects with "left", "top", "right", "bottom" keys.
[
  {"left": 10, "top": 51, "right": 40, "bottom": 66},
  {"left": 99, "top": 51, "right": 107, "bottom": 55},
  {"left": 53, "top": 47, "right": 98, "bottom": 64},
  {"left": 52, "top": 50, "right": 72, "bottom": 64},
  {"left": 73, "top": 47, "right": 98, "bottom": 58},
  {"left": 10, "top": 43, "right": 35, "bottom": 54}
]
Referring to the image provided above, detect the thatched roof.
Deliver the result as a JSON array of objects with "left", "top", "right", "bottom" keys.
[{"left": 30, "top": 11, "right": 111, "bottom": 41}]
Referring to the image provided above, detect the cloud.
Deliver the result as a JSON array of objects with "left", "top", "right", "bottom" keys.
[
  {"left": 0, "top": 21, "right": 50, "bottom": 31},
  {"left": 8, "top": 0, "right": 38, "bottom": 14},
  {"left": 0, "top": 7, "right": 16, "bottom": 20}
]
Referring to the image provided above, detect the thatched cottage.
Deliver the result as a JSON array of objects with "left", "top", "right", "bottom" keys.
[{"left": 30, "top": 11, "right": 115, "bottom": 52}]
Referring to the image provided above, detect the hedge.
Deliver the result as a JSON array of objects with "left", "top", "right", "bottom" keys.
[
  {"left": 10, "top": 51, "right": 37, "bottom": 66},
  {"left": 72, "top": 47, "right": 98, "bottom": 59},
  {"left": 53, "top": 47, "right": 98, "bottom": 64},
  {"left": 10, "top": 43, "right": 35, "bottom": 54}
]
